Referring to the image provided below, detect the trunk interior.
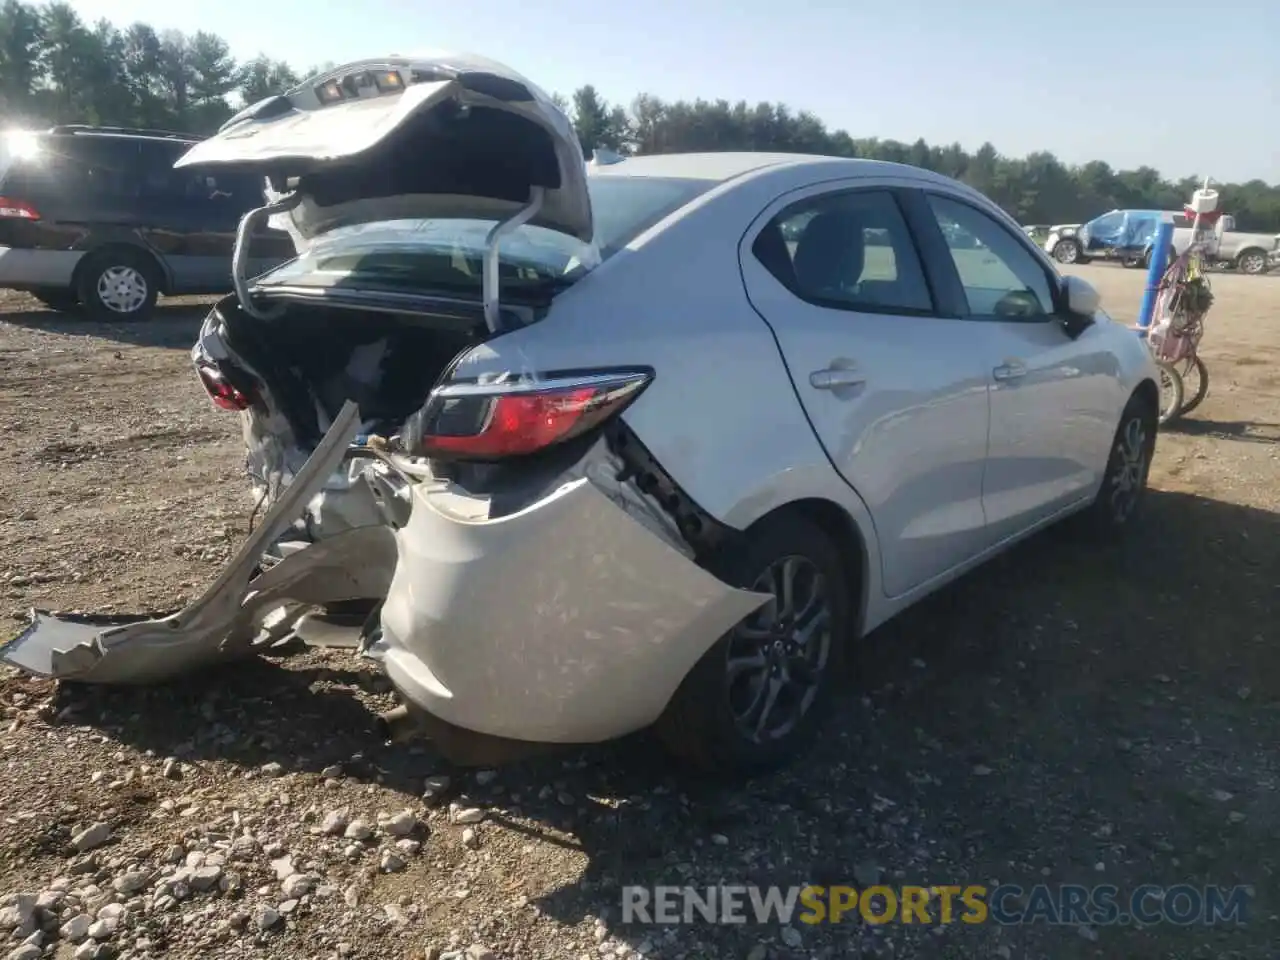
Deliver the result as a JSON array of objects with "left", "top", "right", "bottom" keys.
[{"left": 217, "top": 299, "right": 488, "bottom": 447}]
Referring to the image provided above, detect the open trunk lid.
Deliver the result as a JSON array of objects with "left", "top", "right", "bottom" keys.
[{"left": 174, "top": 53, "right": 592, "bottom": 248}]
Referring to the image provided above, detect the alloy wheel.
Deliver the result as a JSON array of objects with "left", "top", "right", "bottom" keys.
[
  {"left": 1108, "top": 416, "right": 1151, "bottom": 523},
  {"left": 96, "top": 266, "right": 149, "bottom": 315},
  {"left": 724, "top": 555, "right": 833, "bottom": 744},
  {"left": 1238, "top": 252, "right": 1266, "bottom": 275}
]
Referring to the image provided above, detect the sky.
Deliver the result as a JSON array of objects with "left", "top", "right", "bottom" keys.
[{"left": 66, "top": 0, "right": 1279, "bottom": 185}]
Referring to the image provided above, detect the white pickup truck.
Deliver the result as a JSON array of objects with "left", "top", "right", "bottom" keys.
[{"left": 1170, "top": 215, "right": 1278, "bottom": 275}]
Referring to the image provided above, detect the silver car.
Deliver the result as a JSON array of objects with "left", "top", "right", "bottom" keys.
[{"left": 3, "top": 54, "right": 1163, "bottom": 775}]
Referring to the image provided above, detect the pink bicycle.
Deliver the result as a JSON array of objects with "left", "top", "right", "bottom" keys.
[{"left": 1145, "top": 245, "right": 1212, "bottom": 424}]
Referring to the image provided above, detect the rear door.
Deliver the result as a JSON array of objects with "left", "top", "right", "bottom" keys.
[
  {"left": 739, "top": 182, "right": 994, "bottom": 599},
  {"left": 137, "top": 141, "right": 237, "bottom": 292},
  {"left": 136, "top": 143, "right": 292, "bottom": 293}
]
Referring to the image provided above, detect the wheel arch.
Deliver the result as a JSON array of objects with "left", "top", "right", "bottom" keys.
[
  {"left": 1131, "top": 375, "right": 1160, "bottom": 421},
  {"left": 743, "top": 495, "right": 875, "bottom": 640},
  {"left": 72, "top": 242, "right": 172, "bottom": 296}
]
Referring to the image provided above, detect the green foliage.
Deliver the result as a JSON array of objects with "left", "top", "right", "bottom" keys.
[{"left": 0, "top": 0, "right": 1274, "bottom": 231}]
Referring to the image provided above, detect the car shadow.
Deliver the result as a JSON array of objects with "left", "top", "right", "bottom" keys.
[
  {"left": 41, "top": 488, "right": 1278, "bottom": 958},
  {"left": 1, "top": 302, "right": 210, "bottom": 349},
  {"left": 1164, "top": 417, "right": 1280, "bottom": 444}
]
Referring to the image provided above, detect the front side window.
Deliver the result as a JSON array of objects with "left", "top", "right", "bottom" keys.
[
  {"left": 926, "top": 194, "right": 1056, "bottom": 320},
  {"left": 1088, "top": 211, "right": 1124, "bottom": 235},
  {"left": 753, "top": 189, "right": 934, "bottom": 314}
]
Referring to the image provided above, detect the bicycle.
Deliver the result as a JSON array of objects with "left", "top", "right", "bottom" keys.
[{"left": 1143, "top": 240, "right": 1213, "bottom": 424}]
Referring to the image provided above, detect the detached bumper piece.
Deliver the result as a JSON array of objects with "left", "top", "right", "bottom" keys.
[{"left": 0, "top": 401, "right": 392, "bottom": 684}]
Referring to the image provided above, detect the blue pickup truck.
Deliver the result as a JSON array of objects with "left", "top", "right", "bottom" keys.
[{"left": 1043, "top": 209, "right": 1182, "bottom": 268}]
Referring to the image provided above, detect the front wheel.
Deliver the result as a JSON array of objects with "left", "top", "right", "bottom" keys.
[
  {"left": 1053, "top": 238, "right": 1082, "bottom": 264},
  {"left": 1156, "top": 361, "right": 1185, "bottom": 425},
  {"left": 1086, "top": 394, "right": 1158, "bottom": 530},
  {"left": 655, "top": 513, "right": 850, "bottom": 777},
  {"left": 76, "top": 249, "right": 160, "bottom": 322}
]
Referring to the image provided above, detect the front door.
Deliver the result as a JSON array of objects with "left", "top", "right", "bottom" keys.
[
  {"left": 919, "top": 191, "right": 1120, "bottom": 545},
  {"left": 740, "top": 184, "right": 993, "bottom": 599}
]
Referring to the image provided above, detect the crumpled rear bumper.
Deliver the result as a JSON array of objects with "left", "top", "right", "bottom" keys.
[{"left": 369, "top": 477, "right": 769, "bottom": 745}]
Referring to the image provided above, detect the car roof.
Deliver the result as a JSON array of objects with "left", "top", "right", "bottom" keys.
[
  {"left": 41, "top": 126, "right": 200, "bottom": 146},
  {"left": 586, "top": 151, "right": 947, "bottom": 185}
]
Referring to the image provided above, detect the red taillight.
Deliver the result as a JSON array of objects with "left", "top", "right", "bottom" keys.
[
  {"left": 196, "top": 362, "right": 254, "bottom": 412},
  {"left": 0, "top": 196, "right": 39, "bottom": 220},
  {"left": 412, "top": 371, "right": 652, "bottom": 460}
]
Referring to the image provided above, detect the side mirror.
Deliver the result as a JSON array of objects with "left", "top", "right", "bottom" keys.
[
  {"left": 1060, "top": 274, "right": 1099, "bottom": 339},
  {"left": 1063, "top": 274, "right": 1100, "bottom": 314}
]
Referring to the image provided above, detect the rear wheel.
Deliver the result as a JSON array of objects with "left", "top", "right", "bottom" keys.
[
  {"left": 32, "top": 289, "right": 80, "bottom": 313},
  {"left": 76, "top": 248, "right": 160, "bottom": 322},
  {"left": 1236, "top": 248, "right": 1269, "bottom": 276},
  {"left": 654, "top": 513, "right": 849, "bottom": 777},
  {"left": 1176, "top": 355, "right": 1209, "bottom": 415}
]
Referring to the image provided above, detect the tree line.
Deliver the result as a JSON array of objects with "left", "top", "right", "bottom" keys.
[{"left": 1, "top": 1, "right": 1277, "bottom": 231}]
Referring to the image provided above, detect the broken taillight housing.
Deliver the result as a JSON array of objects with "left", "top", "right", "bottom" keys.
[
  {"left": 196, "top": 361, "right": 256, "bottom": 412},
  {"left": 0, "top": 196, "right": 40, "bottom": 220},
  {"left": 409, "top": 370, "right": 652, "bottom": 460}
]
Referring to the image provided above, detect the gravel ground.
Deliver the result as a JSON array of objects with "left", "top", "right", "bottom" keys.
[{"left": 0, "top": 268, "right": 1277, "bottom": 960}]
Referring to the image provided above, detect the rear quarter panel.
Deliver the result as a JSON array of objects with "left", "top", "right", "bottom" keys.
[{"left": 450, "top": 163, "right": 888, "bottom": 622}]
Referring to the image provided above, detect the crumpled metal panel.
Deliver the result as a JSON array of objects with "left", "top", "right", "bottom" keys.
[{"left": 0, "top": 402, "right": 386, "bottom": 684}]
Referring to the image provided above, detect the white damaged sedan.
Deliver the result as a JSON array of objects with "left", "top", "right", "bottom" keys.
[{"left": 3, "top": 54, "right": 1163, "bottom": 774}]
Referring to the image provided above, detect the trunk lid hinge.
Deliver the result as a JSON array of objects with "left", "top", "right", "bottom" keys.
[
  {"left": 483, "top": 186, "right": 545, "bottom": 333},
  {"left": 233, "top": 192, "right": 302, "bottom": 320}
]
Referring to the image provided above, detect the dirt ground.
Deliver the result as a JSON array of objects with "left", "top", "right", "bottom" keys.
[{"left": 0, "top": 268, "right": 1276, "bottom": 960}]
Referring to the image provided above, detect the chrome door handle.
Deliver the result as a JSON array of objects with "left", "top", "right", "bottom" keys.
[
  {"left": 993, "top": 361, "right": 1028, "bottom": 382},
  {"left": 810, "top": 368, "right": 865, "bottom": 390}
]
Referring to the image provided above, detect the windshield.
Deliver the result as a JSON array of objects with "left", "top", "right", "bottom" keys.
[{"left": 254, "top": 175, "right": 714, "bottom": 294}]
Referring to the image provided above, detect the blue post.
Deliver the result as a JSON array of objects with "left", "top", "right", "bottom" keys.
[{"left": 1137, "top": 220, "right": 1174, "bottom": 332}]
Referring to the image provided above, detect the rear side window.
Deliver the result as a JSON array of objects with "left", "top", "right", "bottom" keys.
[
  {"left": 586, "top": 176, "right": 713, "bottom": 255},
  {"left": 137, "top": 142, "right": 265, "bottom": 213},
  {"left": 752, "top": 189, "right": 934, "bottom": 314},
  {"left": 49, "top": 137, "right": 140, "bottom": 200},
  {"left": 1, "top": 135, "right": 142, "bottom": 204}
]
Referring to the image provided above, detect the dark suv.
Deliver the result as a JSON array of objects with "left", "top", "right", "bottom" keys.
[{"left": 0, "top": 125, "right": 295, "bottom": 321}]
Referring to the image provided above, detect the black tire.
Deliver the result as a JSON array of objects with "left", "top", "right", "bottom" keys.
[
  {"left": 1177, "top": 356, "right": 1210, "bottom": 416},
  {"left": 1053, "top": 238, "right": 1082, "bottom": 265},
  {"left": 32, "top": 289, "right": 80, "bottom": 312},
  {"left": 654, "top": 512, "right": 851, "bottom": 777},
  {"left": 76, "top": 248, "right": 161, "bottom": 322},
  {"left": 1235, "top": 248, "right": 1269, "bottom": 276},
  {"left": 1085, "top": 393, "right": 1158, "bottom": 531}
]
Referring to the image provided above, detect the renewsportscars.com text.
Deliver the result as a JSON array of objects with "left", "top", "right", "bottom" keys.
[{"left": 621, "top": 884, "right": 1251, "bottom": 927}]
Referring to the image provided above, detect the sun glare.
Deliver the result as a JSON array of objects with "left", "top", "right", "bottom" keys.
[{"left": 4, "top": 130, "right": 42, "bottom": 160}]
